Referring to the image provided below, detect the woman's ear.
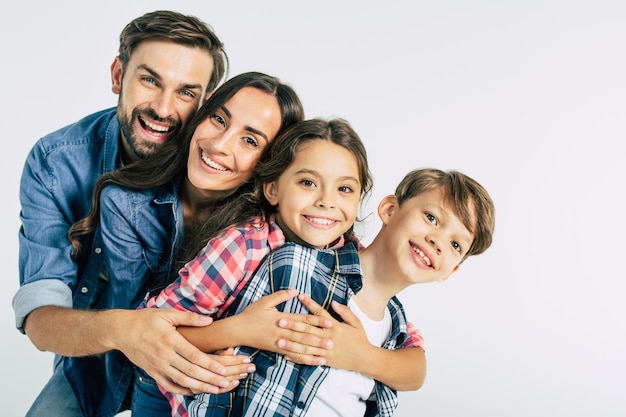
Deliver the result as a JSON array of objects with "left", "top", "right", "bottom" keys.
[
  {"left": 263, "top": 182, "right": 279, "bottom": 205},
  {"left": 377, "top": 195, "right": 399, "bottom": 226},
  {"left": 111, "top": 56, "right": 123, "bottom": 95}
]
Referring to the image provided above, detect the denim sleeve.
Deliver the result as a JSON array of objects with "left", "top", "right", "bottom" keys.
[
  {"left": 13, "top": 280, "right": 73, "bottom": 332},
  {"left": 15, "top": 142, "right": 80, "bottom": 330}
]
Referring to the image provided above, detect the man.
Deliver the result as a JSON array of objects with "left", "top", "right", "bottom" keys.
[{"left": 13, "top": 10, "right": 229, "bottom": 417}]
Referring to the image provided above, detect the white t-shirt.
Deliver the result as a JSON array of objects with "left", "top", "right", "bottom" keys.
[{"left": 305, "top": 297, "right": 392, "bottom": 416}]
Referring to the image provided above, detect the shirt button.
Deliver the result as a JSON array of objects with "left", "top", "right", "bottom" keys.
[
  {"left": 80, "top": 287, "right": 89, "bottom": 294},
  {"left": 296, "top": 402, "right": 305, "bottom": 409},
  {"left": 94, "top": 247, "right": 102, "bottom": 254}
]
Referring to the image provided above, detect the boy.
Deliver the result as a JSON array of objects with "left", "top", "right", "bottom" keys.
[{"left": 189, "top": 167, "right": 496, "bottom": 416}]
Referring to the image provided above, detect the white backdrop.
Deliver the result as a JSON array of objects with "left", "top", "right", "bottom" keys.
[{"left": 2, "top": 1, "right": 625, "bottom": 416}]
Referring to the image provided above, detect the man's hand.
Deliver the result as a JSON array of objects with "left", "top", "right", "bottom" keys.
[
  {"left": 114, "top": 308, "right": 247, "bottom": 395},
  {"left": 190, "top": 347, "right": 256, "bottom": 395}
]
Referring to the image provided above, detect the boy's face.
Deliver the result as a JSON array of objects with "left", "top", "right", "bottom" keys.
[{"left": 378, "top": 187, "right": 475, "bottom": 285}]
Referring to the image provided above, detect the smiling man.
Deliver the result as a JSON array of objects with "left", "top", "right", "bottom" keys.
[{"left": 13, "top": 10, "right": 228, "bottom": 417}]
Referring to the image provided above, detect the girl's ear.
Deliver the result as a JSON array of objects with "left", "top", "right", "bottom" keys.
[
  {"left": 111, "top": 57, "right": 123, "bottom": 95},
  {"left": 378, "top": 195, "right": 399, "bottom": 226},
  {"left": 263, "top": 182, "right": 279, "bottom": 205}
]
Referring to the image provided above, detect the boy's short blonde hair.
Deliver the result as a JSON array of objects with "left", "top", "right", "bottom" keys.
[{"left": 395, "top": 168, "right": 495, "bottom": 259}]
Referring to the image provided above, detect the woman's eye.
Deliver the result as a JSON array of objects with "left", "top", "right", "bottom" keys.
[
  {"left": 243, "top": 136, "right": 259, "bottom": 147},
  {"left": 426, "top": 213, "right": 437, "bottom": 225},
  {"left": 211, "top": 114, "right": 226, "bottom": 126}
]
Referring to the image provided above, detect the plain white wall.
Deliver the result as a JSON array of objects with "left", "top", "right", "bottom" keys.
[{"left": 2, "top": 1, "right": 625, "bottom": 416}]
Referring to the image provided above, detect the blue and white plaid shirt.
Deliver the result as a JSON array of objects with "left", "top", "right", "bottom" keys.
[{"left": 185, "top": 242, "right": 420, "bottom": 417}]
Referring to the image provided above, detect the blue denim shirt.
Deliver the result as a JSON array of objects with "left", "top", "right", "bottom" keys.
[
  {"left": 99, "top": 179, "right": 184, "bottom": 310},
  {"left": 12, "top": 107, "right": 130, "bottom": 417},
  {"left": 63, "top": 179, "right": 184, "bottom": 417},
  {"left": 14, "top": 107, "right": 120, "bottom": 324}
]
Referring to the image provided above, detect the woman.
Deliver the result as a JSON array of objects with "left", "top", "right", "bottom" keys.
[{"left": 68, "top": 71, "right": 305, "bottom": 414}]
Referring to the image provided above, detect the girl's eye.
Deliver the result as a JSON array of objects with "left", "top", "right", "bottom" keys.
[
  {"left": 300, "top": 179, "right": 315, "bottom": 187},
  {"left": 451, "top": 241, "right": 462, "bottom": 253},
  {"left": 425, "top": 213, "right": 437, "bottom": 225},
  {"left": 338, "top": 186, "right": 353, "bottom": 193},
  {"left": 243, "top": 136, "right": 259, "bottom": 147}
]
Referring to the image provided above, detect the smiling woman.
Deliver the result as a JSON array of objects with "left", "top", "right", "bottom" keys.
[{"left": 186, "top": 86, "right": 282, "bottom": 199}]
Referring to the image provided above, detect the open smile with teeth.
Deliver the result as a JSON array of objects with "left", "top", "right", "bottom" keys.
[
  {"left": 140, "top": 117, "right": 173, "bottom": 136},
  {"left": 200, "top": 149, "right": 228, "bottom": 171},
  {"left": 412, "top": 244, "right": 432, "bottom": 267},
  {"left": 305, "top": 216, "right": 336, "bottom": 226}
]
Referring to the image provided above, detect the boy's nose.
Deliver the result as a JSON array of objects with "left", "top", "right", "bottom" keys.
[{"left": 428, "top": 237, "right": 442, "bottom": 254}]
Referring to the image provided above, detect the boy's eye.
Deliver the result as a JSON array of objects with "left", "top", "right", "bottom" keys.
[
  {"left": 425, "top": 213, "right": 437, "bottom": 225},
  {"left": 451, "top": 241, "right": 462, "bottom": 253}
]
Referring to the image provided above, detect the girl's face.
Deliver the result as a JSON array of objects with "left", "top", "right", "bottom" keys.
[
  {"left": 264, "top": 139, "right": 362, "bottom": 248},
  {"left": 186, "top": 86, "right": 282, "bottom": 201}
]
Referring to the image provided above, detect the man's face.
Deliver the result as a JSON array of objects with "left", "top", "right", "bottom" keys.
[{"left": 111, "top": 40, "right": 215, "bottom": 163}]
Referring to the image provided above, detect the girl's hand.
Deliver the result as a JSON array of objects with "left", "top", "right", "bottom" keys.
[
  {"left": 277, "top": 294, "right": 372, "bottom": 370},
  {"left": 237, "top": 290, "right": 334, "bottom": 365}
]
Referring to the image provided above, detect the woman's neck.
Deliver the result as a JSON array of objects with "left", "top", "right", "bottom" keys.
[{"left": 180, "top": 178, "right": 229, "bottom": 225}]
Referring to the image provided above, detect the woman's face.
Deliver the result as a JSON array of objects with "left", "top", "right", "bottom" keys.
[{"left": 186, "top": 86, "right": 282, "bottom": 200}]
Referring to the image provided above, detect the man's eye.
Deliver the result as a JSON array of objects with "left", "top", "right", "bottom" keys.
[{"left": 142, "top": 76, "right": 157, "bottom": 85}]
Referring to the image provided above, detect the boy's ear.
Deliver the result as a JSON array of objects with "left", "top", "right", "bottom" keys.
[
  {"left": 439, "top": 264, "right": 460, "bottom": 282},
  {"left": 378, "top": 195, "right": 399, "bottom": 225},
  {"left": 263, "top": 182, "right": 279, "bottom": 205},
  {"left": 111, "top": 56, "right": 123, "bottom": 95}
]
